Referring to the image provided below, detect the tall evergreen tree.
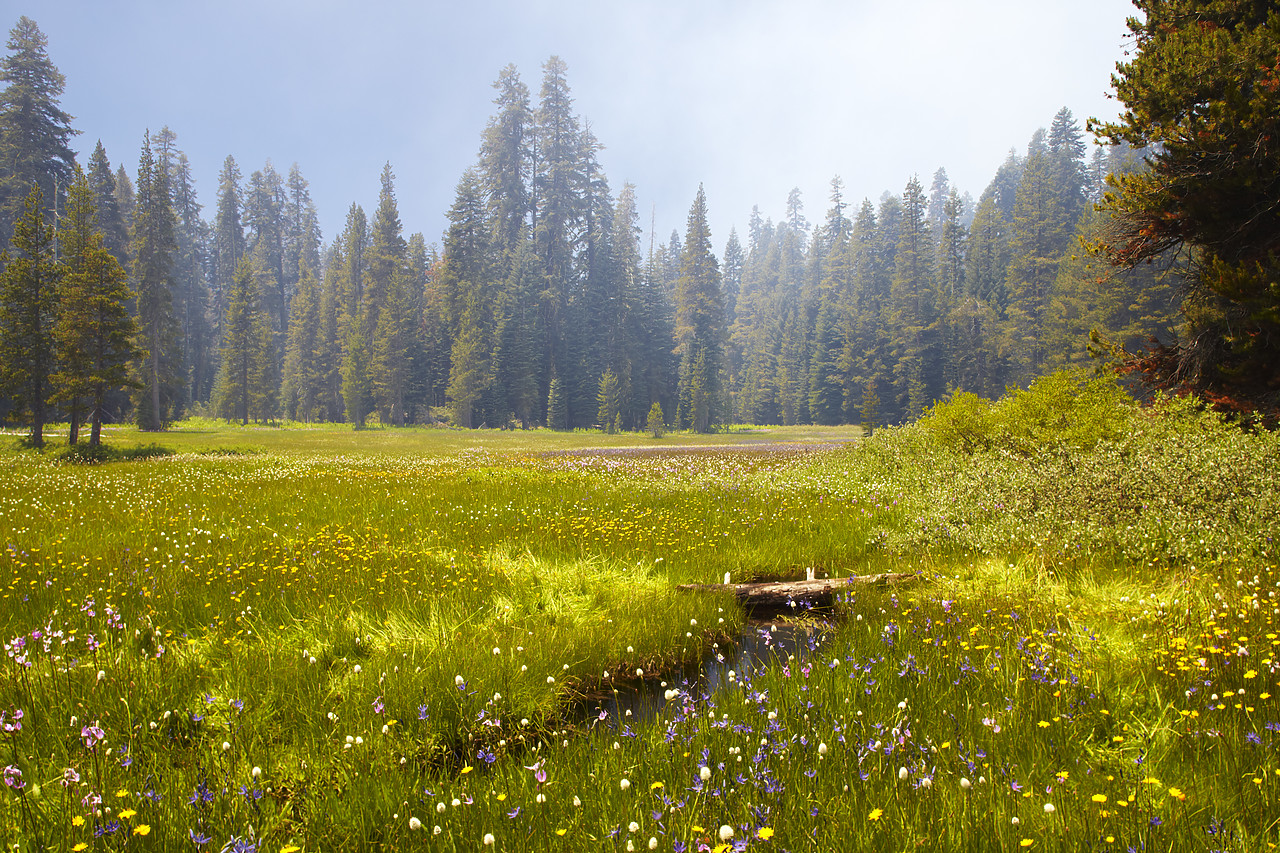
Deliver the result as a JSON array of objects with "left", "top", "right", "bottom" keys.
[
  {"left": 0, "top": 186, "right": 57, "bottom": 446},
  {"left": 86, "top": 141, "right": 129, "bottom": 267},
  {"left": 673, "top": 185, "right": 723, "bottom": 432},
  {"left": 213, "top": 258, "right": 274, "bottom": 424},
  {"left": 52, "top": 168, "right": 139, "bottom": 446},
  {"left": 130, "top": 132, "right": 182, "bottom": 431},
  {"left": 0, "top": 16, "right": 77, "bottom": 248}
]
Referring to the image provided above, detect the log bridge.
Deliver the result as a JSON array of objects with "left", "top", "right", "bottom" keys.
[{"left": 677, "top": 572, "right": 919, "bottom": 611}]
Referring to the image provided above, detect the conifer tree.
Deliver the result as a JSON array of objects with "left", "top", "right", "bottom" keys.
[
  {"left": 281, "top": 263, "right": 321, "bottom": 421},
  {"left": 86, "top": 141, "right": 129, "bottom": 267},
  {"left": 213, "top": 258, "right": 274, "bottom": 424},
  {"left": 53, "top": 169, "right": 139, "bottom": 446},
  {"left": 131, "top": 132, "right": 183, "bottom": 430},
  {"left": 546, "top": 372, "right": 567, "bottom": 430},
  {"left": 0, "top": 16, "right": 77, "bottom": 248},
  {"left": 673, "top": 185, "right": 723, "bottom": 432},
  {"left": 0, "top": 186, "right": 57, "bottom": 446},
  {"left": 596, "top": 367, "right": 621, "bottom": 432}
]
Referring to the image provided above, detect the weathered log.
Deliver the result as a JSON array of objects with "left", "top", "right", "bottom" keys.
[{"left": 677, "top": 573, "right": 918, "bottom": 610}]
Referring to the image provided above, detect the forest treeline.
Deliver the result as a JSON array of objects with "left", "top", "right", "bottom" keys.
[{"left": 0, "top": 16, "right": 1184, "bottom": 444}]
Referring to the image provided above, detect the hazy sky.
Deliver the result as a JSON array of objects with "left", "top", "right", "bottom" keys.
[{"left": 23, "top": 0, "right": 1137, "bottom": 252}]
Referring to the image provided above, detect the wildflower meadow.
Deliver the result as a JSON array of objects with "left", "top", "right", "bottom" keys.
[{"left": 1, "top": 374, "right": 1278, "bottom": 851}]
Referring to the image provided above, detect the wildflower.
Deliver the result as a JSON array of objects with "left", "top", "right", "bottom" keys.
[
  {"left": 649, "top": 838, "right": 658, "bottom": 850},
  {"left": 719, "top": 825, "right": 734, "bottom": 841},
  {"left": 700, "top": 766, "right": 712, "bottom": 782},
  {"left": 483, "top": 833, "right": 495, "bottom": 846},
  {"left": 252, "top": 766, "right": 262, "bottom": 779},
  {"left": 630, "top": 821, "right": 641, "bottom": 832},
  {"left": 757, "top": 828, "right": 774, "bottom": 840},
  {"left": 1092, "top": 794, "right": 1107, "bottom": 803},
  {"left": 960, "top": 778, "right": 972, "bottom": 790},
  {"left": 620, "top": 778, "right": 631, "bottom": 791},
  {"left": 409, "top": 817, "right": 422, "bottom": 830},
  {"left": 868, "top": 808, "right": 883, "bottom": 821},
  {"left": 1020, "top": 840, "right": 1034, "bottom": 848},
  {"left": 455, "top": 675, "right": 465, "bottom": 689},
  {"left": 898, "top": 767, "right": 908, "bottom": 781},
  {"left": 118, "top": 809, "right": 137, "bottom": 819},
  {"left": 133, "top": 825, "right": 151, "bottom": 836},
  {"left": 817, "top": 742, "right": 827, "bottom": 757},
  {"left": 1044, "top": 803, "right": 1055, "bottom": 814},
  {"left": 1168, "top": 787, "right": 1185, "bottom": 801}
]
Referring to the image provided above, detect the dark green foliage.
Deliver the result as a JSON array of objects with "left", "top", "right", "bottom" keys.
[
  {"left": 213, "top": 258, "right": 275, "bottom": 424},
  {"left": 0, "top": 186, "right": 57, "bottom": 446},
  {"left": 0, "top": 16, "right": 77, "bottom": 248},
  {"left": 646, "top": 401, "right": 665, "bottom": 437},
  {"left": 131, "top": 131, "right": 184, "bottom": 430},
  {"left": 52, "top": 167, "right": 140, "bottom": 447},
  {"left": 1091, "top": 0, "right": 1280, "bottom": 419}
]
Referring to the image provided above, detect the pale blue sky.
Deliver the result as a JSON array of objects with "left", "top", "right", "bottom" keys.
[{"left": 20, "top": 0, "right": 1137, "bottom": 251}]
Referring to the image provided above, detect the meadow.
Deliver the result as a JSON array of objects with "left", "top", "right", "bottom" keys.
[{"left": 1, "top": 372, "right": 1278, "bottom": 852}]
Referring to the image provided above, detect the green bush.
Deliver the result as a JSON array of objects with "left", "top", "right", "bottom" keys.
[{"left": 919, "top": 369, "right": 1137, "bottom": 454}]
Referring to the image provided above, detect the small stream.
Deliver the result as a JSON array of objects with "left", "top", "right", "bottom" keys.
[{"left": 583, "top": 620, "right": 830, "bottom": 727}]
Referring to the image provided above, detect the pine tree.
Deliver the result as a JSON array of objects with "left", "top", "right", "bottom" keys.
[
  {"left": 131, "top": 132, "right": 183, "bottom": 431},
  {"left": 673, "top": 185, "right": 723, "bottom": 432},
  {"left": 0, "top": 186, "right": 57, "bottom": 446},
  {"left": 213, "top": 259, "right": 273, "bottom": 424},
  {"left": 0, "top": 16, "right": 78, "bottom": 248},
  {"left": 281, "top": 263, "right": 321, "bottom": 421},
  {"left": 86, "top": 141, "right": 129, "bottom": 267},
  {"left": 646, "top": 401, "right": 665, "bottom": 437},
  {"left": 212, "top": 155, "right": 245, "bottom": 345},
  {"left": 596, "top": 367, "right": 621, "bottom": 432},
  {"left": 1091, "top": 0, "right": 1280, "bottom": 417},
  {"left": 53, "top": 168, "right": 139, "bottom": 446},
  {"left": 546, "top": 372, "right": 567, "bottom": 430}
]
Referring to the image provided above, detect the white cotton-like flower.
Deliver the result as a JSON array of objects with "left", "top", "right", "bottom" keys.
[
  {"left": 451, "top": 798, "right": 461, "bottom": 807},
  {"left": 437, "top": 802, "right": 446, "bottom": 814},
  {"left": 483, "top": 833, "right": 495, "bottom": 846},
  {"left": 1044, "top": 803, "right": 1055, "bottom": 814},
  {"left": 493, "top": 647, "right": 501, "bottom": 655},
  {"left": 1011, "top": 817, "right": 1020, "bottom": 826},
  {"left": 664, "top": 689, "right": 678, "bottom": 701},
  {"left": 251, "top": 766, "right": 261, "bottom": 779},
  {"left": 700, "top": 766, "right": 712, "bottom": 781},
  {"left": 620, "top": 778, "right": 631, "bottom": 791},
  {"left": 547, "top": 676, "right": 555, "bottom": 684},
  {"left": 382, "top": 724, "right": 390, "bottom": 734},
  {"left": 309, "top": 656, "right": 316, "bottom": 665},
  {"left": 719, "top": 825, "right": 734, "bottom": 842},
  {"left": 409, "top": 817, "right": 422, "bottom": 830},
  {"left": 636, "top": 668, "right": 644, "bottom": 677},
  {"left": 222, "top": 741, "right": 231, "bottom": 752},
  {"left": 898, "top": 767, "right": 908, "bottom": 781},
  {"left": 433, "top": 826, "right": 441, "bottom": 835},
  {"left": 960, "top": 778, "right": 972, "bottom": 790},
  {"left": 898, "top": 699, "right": 907, "bottom": 710},
  {"left": 627, "top": 841, "right": 635, "bottom": 852},
  {"left": 352, "top": 664, "right": 361, "bottom": 674},
  {"left": 455, "top": 675, "right": 465, "bottom": 687},
  {"left": 97, "top": 670, "right": 106, "bottom": 682},
  {"left": 649, "top": 838, "right": 658, "bottom": 850},
  {"left": 817, "top": 742, "right": 828, "bottom": 757},
  {"left": 573, "top": 796, "right": 582, "bottom": 807},
  {"left": 346, "top": 735, "right": 354, "bottom": 744},
  {"left": 629, "top": 822, "right": 640, "bottom": 833},
  {"left": 327, "top": 711, "right": 337, "bottom": 721},
  {"left": 920, "top": 777, "right": 932, "bottom": 789},
  {"left": 627, "top": 646, "right": 634, "bottom": 653}
]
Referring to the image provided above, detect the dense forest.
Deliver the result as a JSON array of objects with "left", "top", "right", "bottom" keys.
[{"left": 0, "top": 16, "right": 1189, "bottom": 443}]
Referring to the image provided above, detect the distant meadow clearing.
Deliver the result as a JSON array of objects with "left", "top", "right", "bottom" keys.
[{"left": 2, "top": 376, "right": 1279, "bottom": 852}]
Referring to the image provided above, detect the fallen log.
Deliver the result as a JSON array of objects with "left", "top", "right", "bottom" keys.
[{"left": 677, "top": 573, "right": 919, "bottom": 611}]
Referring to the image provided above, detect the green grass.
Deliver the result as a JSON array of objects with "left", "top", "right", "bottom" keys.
[{"left": 1, "top": 382, "right": 1277, "bottom": 851}]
